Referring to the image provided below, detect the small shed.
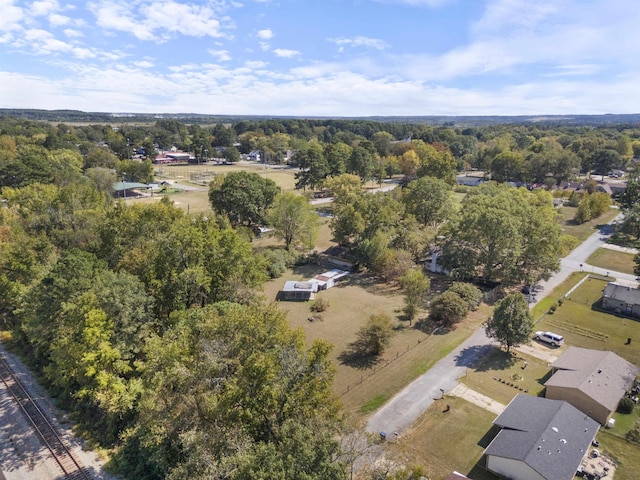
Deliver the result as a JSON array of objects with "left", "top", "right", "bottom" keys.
[
  {"left": 282, "top": 281, "right": 318, "bottom": 301},
  {"left": 310, "top": 269, "right": 349, "bottom": 290}
]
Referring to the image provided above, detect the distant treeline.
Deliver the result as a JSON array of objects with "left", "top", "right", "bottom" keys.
[{"left": 3, "top": 108, "right": 640, "bottom": 127}]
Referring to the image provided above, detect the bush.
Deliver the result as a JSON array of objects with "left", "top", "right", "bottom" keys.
[
  {"left": 618, "top": 397, "right": 635, "bottom": 414},
  {"left": 430, "top": 291, "right": 469, "bottom": 327},
  {"left": 311, "top": 297, "right": 329, "bottom": 312},
  {"left": 263, "top": 248, "right": 299, "bottom": 278},
  {"left": 448, "top": 282, "right": 483, "bottom": 311},
  {"left": 549, "top": 305, "right": 557, "bottom": 314}
]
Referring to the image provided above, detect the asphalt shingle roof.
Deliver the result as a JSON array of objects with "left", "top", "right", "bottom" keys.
[
  {"left": 485, "top": 395, "right": 599, "bottom": 480},
  {"left": 546, "top": 347, "right": 639, "bottom": 412}
]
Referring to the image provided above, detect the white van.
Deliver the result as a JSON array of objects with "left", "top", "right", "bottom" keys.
[{"left": 534, "top": 331, "right": 564, "bottom": 347}]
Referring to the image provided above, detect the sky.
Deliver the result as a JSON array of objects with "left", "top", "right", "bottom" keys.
[{"left": 1, "top": 0, "right": 639, "bottom": 117}]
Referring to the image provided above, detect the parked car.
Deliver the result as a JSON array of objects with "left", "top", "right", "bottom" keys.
[{"left": 534, "top": 331, "right": 564, "bottom": 347}]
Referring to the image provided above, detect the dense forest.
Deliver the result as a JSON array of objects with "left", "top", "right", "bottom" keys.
[{"left": 1, "top": 113, "right": 640, "bottom": 478}]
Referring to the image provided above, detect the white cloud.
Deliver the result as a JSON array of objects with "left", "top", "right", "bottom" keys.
[
  {"left": 63, "top": 28, "right": 83, "bottom": 38},
  {"left": 273, "top": 48, "right": 300, "bottom": 58},
  {"left": 257, "top": 28, "right": 273, "bottom": 39},
  {"left": 2, "top": 0, "right": 24, "bottom": 31},
  {"left": 330, "top": 36, "right": 388, "bottom": 50},
  {"left": 31, "top": 0, "right": 60, "bottom": 17},
  {"left": 208, "top": 49, "right": 232, "bottom": 61},
  {"left": 259, "top": 41, "right": 270, "bottom": 51},
  {"left": 89, "top": 0, "right": 230, "bottom": 42},
  {"left": 49, "top": 14, "right": 71, "bottom": 26}
]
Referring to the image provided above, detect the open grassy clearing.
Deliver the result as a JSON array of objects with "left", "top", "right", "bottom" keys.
[
  {"left": 155, "top": 162, "right": 299, "bottom": 191},
  {"left": 132, "top": 189, "right": 213, "bottom": 214},
  {"left": 388, "top": 397, "right": 498, "bottom": 480},
  {"left": 559, "top": 206, "right": 620, "bottom": 242},
  {"left": 461, "top": 347, "right": 550, "bottom": 405},
  {"left": 530, "top": 272, "right": 591, "bottom": 320},
  {"left": 536, "top": 276, "right": 640, "bottom": 365},
  {"left": 587, "top": 248, "right": 637, "bottom": 275},
  {"left": 262, "top": 267, "right": 491, "bottom": 414}
]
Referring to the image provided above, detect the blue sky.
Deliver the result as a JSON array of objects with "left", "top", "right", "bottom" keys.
[{"left": 1, "top": 0, "right": 639, "bottom": 116}]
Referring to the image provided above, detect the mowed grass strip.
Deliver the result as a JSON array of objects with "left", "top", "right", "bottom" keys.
[
  {"left": 559, "top": 206, "right": 620, "bottom": 242},
  {"left": 461, "top": 347, "right": 549, "bottom": 405},
  {"left": 536, "top": 276, "right": 640, "bottom": 365},
  {"left": 388, "top": 397, "right": 498, "bottom": 480},
  {"left": 587, "top": 248, "right": 637, "bottom": 275}
]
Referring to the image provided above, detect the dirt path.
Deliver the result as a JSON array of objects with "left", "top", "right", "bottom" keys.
[{"left": 0, "top": 344, "right": 116, "bottom": 480}]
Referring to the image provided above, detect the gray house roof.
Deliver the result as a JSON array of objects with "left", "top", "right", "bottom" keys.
[
  {"left": 546, "top": 347, "right": 639, "bottom": 412},
  {"left": 485, "top": 395, "right": 599, "bottom": 480},
  {"left": 603, "top": 282, "right": 640, "bottom": 306}
]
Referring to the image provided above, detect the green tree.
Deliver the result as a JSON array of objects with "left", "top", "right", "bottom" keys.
[
  {"left": 267, "top": 192, "right": 319, "bottom": 250},
  {"left": 429, "top": 291, "right": 469, "bottom": 327},
  {"left": 591, "top": 148, "right": 622, "bottom": 179},
  {"left": 129, "top": 303, "right": 343, "bottom": 479},
  {"left": 441, "top": 184, "right": 561, "bottom": 284},
  {"left": 634, "top": 253, "right": 640, "bottom": 276},
  {"left": 325, "top": 142, "right": 352, "bottom": 177},
  {"left": 400, "top": 269, "right": 430, "bottom": 324},
  {"left": 491, "top": 151, "right": 524, "bottom": 183},
  {"left": 209, "top": 171, "right": 280, "bottom": 226},
  {"left": 403, "top": 176, "right": 452, "bottom": 227},
  {"left": 484, "top": 293, "right": 533, "bottom": 353},
  {"left": 356, "top": 312, "right": 394, "bottom": 356},
  {"left": 348, "top": 146, "right": 376, "bottom": 182},
  {"left": 223, "top": 146, "right": 241, "bottom": 163},
  {"left": 295, "top": 141, "right": 328, "bottom": 190}
]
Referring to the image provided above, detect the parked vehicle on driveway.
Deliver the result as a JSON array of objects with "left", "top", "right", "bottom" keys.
[{"left": 534, "top": 331, "right": 564, "bottom": 347}]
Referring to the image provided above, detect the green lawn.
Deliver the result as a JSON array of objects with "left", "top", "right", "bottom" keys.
[
  {"left": 559, "top": 206, "right": 620, "bottom": 242},
  {"left": 389, "top": 397, "right": 498, "bottom": 480},
  {"left": 597, "top": 430, "right": 640, "bottom": 480},
  {"left": 461, "top": 347, "right": 550, "bottom": 405},
  {"left": 536, "top": 276, "right": 640, "bottom": 366},
  {"left": 587, "top": 248, "right": 637, "bottom": 275}
]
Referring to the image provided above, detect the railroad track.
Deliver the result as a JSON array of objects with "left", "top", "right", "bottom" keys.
[{"left": 0, "top": 355, "right": 92, "bottom": 480}]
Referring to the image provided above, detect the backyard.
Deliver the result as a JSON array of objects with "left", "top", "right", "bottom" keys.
[{"left": 261, "top": 265, "right": 491, "bottom": 415}]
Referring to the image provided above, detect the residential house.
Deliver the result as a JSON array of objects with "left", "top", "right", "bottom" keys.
[
  {"left": 309, "top": 269, "right": 349, "bottom": 291},
  {"left": 601, "top": 282, "right": 640, "bottom": 318},
  {"left": 484, "top": 394, "right": 599, "bottom": 480},
  {"left": 456, "top": 175, "right": 484, "bottom": 187},
  {"left": 545, "top": 347, "right": 639, "bottom": 425}
]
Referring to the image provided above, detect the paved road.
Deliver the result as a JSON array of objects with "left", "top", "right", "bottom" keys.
[{"left": 366, "top": 212, "right": 635, "bottom": 435}]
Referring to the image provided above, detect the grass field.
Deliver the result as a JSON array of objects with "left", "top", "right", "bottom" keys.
[
  {"left": 587, "top": 248, "right": 637, "bottom": 275},
  {"left": 155, "top": 162, "right": 299, "bottom": 191},
  {"left": 461, "top": 347, "right": 550, "bottom": 405},
  {"left": 388, "top": 397, "right": 498, "bottom": 480},
  {"left": 262, "top": 267, "right": 491, "bottom": 414},
  {"left": 536, "top": 276, "right": 640, "bottom": 365},
  {"left": 559, "top": 206, "right": 620, "bottom": 242}
]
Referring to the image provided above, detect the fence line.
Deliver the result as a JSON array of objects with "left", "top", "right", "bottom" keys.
[{"left": 340, "top": 331, "right": 433, "bottom": 396}]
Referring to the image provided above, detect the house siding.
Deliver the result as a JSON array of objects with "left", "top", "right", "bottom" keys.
[
  {"left": 545, "top": 385, "right": 611, "bottom": 425},
  {"left": 486, "top": 456, "right": 545, "bottom": 480}
]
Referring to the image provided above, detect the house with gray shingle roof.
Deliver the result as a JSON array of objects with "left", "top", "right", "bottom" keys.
[
  {"left": 602, "top": 282, "right": 640, "bottom": 318},
  {"left": 484, "top": 395, "right": 599, "bottom": 480},
  {"left": 545, "top": 347, "right": 638, "bottom": 425}
]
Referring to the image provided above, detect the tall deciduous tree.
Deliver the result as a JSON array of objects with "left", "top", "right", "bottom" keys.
[
  {"left": 440, "top": 184, "right": 561, "bottom": 284},
  {"left": 209, "top": 171, "right": 279, "bottom": 226},
  {"left": 267, "top": 192, "right": 319, "bottom": 250},
  {"left": 484, "top": 293, "right": 533, "bottom": 353},
  {"left": 403, "top": 176, "right": 452, "bottom": 228},
  {"left": 131, "top": 303, "right": 343, "bottom": 479}
]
